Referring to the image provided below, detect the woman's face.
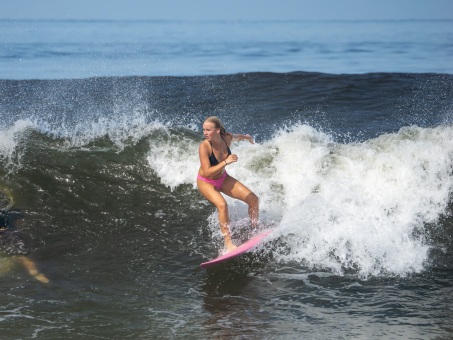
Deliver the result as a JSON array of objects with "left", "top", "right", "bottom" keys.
[{"left": 202, "top": 122, "right": 219, "bottom": 141}]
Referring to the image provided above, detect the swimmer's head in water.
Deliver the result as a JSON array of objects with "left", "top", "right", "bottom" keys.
[{"left": 0, "top": 187, "right": 13, "bottom": 211}]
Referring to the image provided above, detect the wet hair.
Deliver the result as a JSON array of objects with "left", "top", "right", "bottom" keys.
[
  {"left": 0, "top": 187, "right": 13, "bottom": 211},
  {"left": 0, "top": 209, "right": 27, "bottom": 255},
  {"left": 204, "top": 116, "right": 226, "bottom": 134}
]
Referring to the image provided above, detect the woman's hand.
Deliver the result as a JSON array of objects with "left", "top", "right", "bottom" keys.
[
  {"left": 225, "top": 154, "right": 238, "bottom": 165},
  {"left": 243, "top": 134, "right": 254, "bottom": 144}
]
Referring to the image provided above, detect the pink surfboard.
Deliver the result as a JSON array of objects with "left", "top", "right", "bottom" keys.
[{"left": 200, "top": 229, "right": 273, "bottom": 268}]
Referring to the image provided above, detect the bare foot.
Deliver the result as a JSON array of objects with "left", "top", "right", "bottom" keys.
[
  {"left": 251, "top": 222, "right": 260, "bottom": 230},
  {"left": 33, "top": 273, "right": 50, "bottom": 284},
  {"left": 226, "top": 242, "right": 237, "bottom": 252}
]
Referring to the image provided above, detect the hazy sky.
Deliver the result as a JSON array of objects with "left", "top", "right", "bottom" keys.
[{"left": 2, "top": 0, "right": 453, "bottom": 21}]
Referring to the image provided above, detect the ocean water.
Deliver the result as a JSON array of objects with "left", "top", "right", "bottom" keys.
[
  {"left": 2, "top": 19, "right": 453, "bottom": 78},
  {"left": 1, "top": 19, "right": 453, "bottom": 339}
]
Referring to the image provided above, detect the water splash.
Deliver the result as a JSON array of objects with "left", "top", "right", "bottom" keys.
[{"left": 148, "top": 122, "right": 453, "bottom": 277}]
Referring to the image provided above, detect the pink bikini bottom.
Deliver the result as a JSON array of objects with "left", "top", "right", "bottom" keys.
[{"left": 197, "top": 171, "right": 228, "bottom": 190}]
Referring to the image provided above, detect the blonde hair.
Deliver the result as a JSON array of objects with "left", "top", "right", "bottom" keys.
[{"left": 204, "top": 116, "right": 226, "bottom": 134}]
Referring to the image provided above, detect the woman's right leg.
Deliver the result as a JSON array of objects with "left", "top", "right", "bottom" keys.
[{"left": 197, "top": 179, "right": 237, "bottom": 251}]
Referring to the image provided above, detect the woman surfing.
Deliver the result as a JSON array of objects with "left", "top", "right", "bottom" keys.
[{"left": 197, "top": 116, "right": 259, "bottom": 252}]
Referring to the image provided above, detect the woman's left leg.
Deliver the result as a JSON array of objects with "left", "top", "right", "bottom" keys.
[{"left": 221, "top": 175, "right": 259, "bottom": 226}]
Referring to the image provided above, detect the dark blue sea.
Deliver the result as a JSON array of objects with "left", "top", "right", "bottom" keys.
[{"left": 1, "top": 19, "right": 453, "bottom": 339}]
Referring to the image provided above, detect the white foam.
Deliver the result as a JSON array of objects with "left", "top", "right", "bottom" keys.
[
  {"left": 150, "top": 123, "right": 453, "bottom": 277},
  {"left": 146, "top": 129, "right": 200, "bottom": 190},
  {"left": 0, "top": 107, "right": 171, "bottom": 175},
  {"left": 270, "top": 124, "right": 453, "bottom": 277},
  {"left": 0, "top": 119, "right": 35, "bottom": 172},
  {"left": 36, "top": 109, "right": 166, "bottom": 149}
]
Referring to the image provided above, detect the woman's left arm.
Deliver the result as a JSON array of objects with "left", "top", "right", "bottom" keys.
[{"left": 231, "top": 133, "right": 254, "bottom": 144}]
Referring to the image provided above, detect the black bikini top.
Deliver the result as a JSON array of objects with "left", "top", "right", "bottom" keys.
[{"left": 209, "top": 137, "right": 231, "bottom": 166}]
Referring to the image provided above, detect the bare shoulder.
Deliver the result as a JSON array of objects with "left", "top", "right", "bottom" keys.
[{"left": 199, "top": 140, "right": 211, "bottom": 152}]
